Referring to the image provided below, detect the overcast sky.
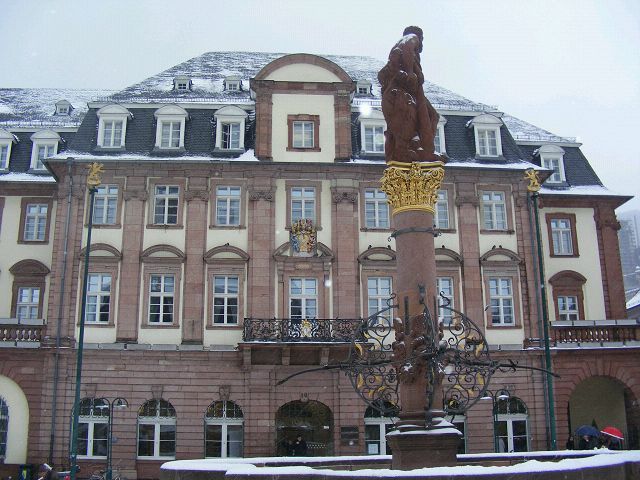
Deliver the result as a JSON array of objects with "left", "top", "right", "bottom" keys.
[{"left": 2, "top": 0, "right": 638, "bottom": 212}]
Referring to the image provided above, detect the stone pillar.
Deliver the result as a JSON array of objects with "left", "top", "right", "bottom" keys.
[
  {"left": 333, "top": 90, "right": 353, "bottom": 161},
  {"left": 594, "top": 205, "right": 626, "bottom": 319},
  {"left": 181, "top": 181, "right": 209, "bottom": 343}
]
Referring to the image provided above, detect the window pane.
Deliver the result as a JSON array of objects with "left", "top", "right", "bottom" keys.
[
  {"left": 137, "top": 424, "right": 155, "bottom": 456},
  {"left": 160, "top": 424, "right": 176, "bottom": 456}
]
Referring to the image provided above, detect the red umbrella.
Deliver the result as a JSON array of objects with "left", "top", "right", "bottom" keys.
[{"left": 601, "top": 426, "right": 624, "bottom": 440}]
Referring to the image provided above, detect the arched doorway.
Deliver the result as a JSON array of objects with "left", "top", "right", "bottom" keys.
[
  {"left": 275, "top": 400, "right": 333, "bottom": 456},
  {"left": 568, "top": 376, "right": 639, "bottom": 449},
  {"left": 0, "top": 375, "right": 29, "bottom": 463}
]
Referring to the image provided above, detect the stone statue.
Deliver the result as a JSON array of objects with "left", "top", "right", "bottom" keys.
[{"left": 378, "top": 26, "right": 440, "bottom": 163}]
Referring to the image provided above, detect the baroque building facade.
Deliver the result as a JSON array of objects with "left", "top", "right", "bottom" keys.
[{"left": 0, "top": 52, "right": 637, "bottom": 479}]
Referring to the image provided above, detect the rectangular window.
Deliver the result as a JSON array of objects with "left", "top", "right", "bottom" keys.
[
  {"left": 176, "top": 82, "right": 188, "bottom": 91},
  {"left": 489, "top": 278, "right": 514, "bottom": 325},
  {"left": 291, "top": 187, "right": 316, "bottom": 223},
  {"left": 16, "top": 287, "right": 40, "bottom": 321},
  {"left": 367, "top": 277, "right": 392, "bottom": 319},
  {"left": 35, "top": 144, "right": 54, "bottom": 169},
  {"left": 482, "top": 192, "right": 507, "bottom": 230},
  {"left": 23, "top": 203, "right": 48, "bottom": 241},
  {"left": 216, "top": 186, "right": 241, "bottom": 226},
  {"left": 293, "top": 121, "right": 314, "bottom": 148},
  {"left": 435, "top": 190, "right": 449, "bottom": 229},
  {"left": 221, "top": 123, "right": 241, "bottom": 149},
  {"left": 0, "top": 145, "right": 8, "bottom": 169},
  {"left": 93, "top": 185, "right": 119, "bottom": 225},
  {"left": 86, "top": 274, "right": 111, "bottom": 323},
  {"left": 213, "top": 276, "right": 239, "bottom": 324},
  {"left": 477, "top": 129, "right": 498, "bottom": 156},
  {"left": 289, "top": 278, "right": 317, "bottom": 319},
  {"left": 558, "top": 295, "right": 579, "bottom": 321},
  {"left": 154, "top": 185, "right": 179, "bottom": 225},
  {"left": 149, "top": 275, "right": 175, "bottom": 324},
  {"left": 160, "top": 121, "right": 181, "bottom": 148},
  {"left": 434, "top": 129, "right": 442, "bottom": 154},
  {"left": 363, "top": 125, "right": 384, "bottom": 153},
  {"left": 364, "top": 188, "right": 389, "bottom": 229},
  {"left": 550, "top": 218, "right": 573, "bottom": 255},
  {"left": 542, "top": 157, "right": 563, "bottom": 183},
  {"left": 102, "top": 120, "right": 123, "bottom": 147},
  {"left": 436, "top": 277, "right": 454, "bottom": 325}
]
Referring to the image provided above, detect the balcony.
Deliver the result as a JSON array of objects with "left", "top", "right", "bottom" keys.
[
  {"left": 243, "top": 318, "right": 362, "bottom": 343},
  {"left": 0, "top": 318, "right": 45, "bottom": 347},
  {"left": 526, "top": 319, "right": 640, "bottom": 349}
]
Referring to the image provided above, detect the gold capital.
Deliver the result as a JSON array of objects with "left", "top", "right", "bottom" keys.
[
  {"left": 380, "top": 161, "right": 445, "bottom": 215},
  {"left": 87, "top": 162, "right": 104, "bottom": 188}
]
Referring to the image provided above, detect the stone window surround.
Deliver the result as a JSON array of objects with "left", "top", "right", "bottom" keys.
[
  {"left": 96, "top": 104, "right": 132, "bottom": 150},
  {"left": 287, "top": 114, "right": 321, "bottom": 152},
  {"left": 276, "top": 260, "right": 330, "bottom": 319},
  {"left": 146, "top": 178, "right": 186, "bottom": 229},
  {"left": 436, "top": 263, "right": 462, "bottom": 324},
  {"left": 9, "top": 260, "right": 50, "bottom": 320},
  {"left": 206, "top": 264, "right": 246, "bottom": 330},
  {"left": 85, "top": 178, "right": 125, "bottom": 229},
  {"left": 18, "top": 197, "right": 53, "bottom": 244},
  {"left": 358, "top": 247, "right": 396, "bottom": 319},
  {"left": 77, "top": 260, "right": 120, "bottom": 328},
  {"left": 482, "top": 263, "right": 522, "bottom": 329},
  {"left": 285, "top": 180, "right": 323, "bottom": 230},
  {"left": 141, "top": 263, "right": 183, "bottom": 329},
  {"left": 545, "top": 212, "right": 579, "bottom": 258},
  {"left": 436, "top": 184, "right": 456, "bottom": 233},
  {"left": 359, "top": 182, "right": 393, "bottom": 232},
  {"left": 549, "top": 270, "right": 586, "bottom": 322},
  {"left": 210, "top": 178, "right": 248, "bottom": 229},
  {"left": 478, "top": 185, "right": 514, "bottom": 234}
]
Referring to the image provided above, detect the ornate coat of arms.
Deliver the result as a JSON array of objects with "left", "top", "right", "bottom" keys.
[{"left": 290, "top": 219, "right": 317, "bottom": 257}]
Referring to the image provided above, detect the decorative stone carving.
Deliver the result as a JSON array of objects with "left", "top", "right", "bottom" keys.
[
  {"left": 124, "top": 188, "right": 148, "bottom": 201},
  {"left": 331, "top": 188, "right": 358, "bottom": 204},
  {"left": 454, "top": 195, "right": 480, "bottom": 207},
  {"left": 380, "top": 161, "right": 445, "bottom": 214},
  {"left": 184, "top": 188, "right": 210, "bottom": 203},
  {"left": 219, "top": 385, "right": 231, "bottom": 402},
  {"left": 248, "top": 188, "right": 275, "bottom": 202}
]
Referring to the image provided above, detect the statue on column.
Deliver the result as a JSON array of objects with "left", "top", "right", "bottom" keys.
[{"left": 378, "top": 26, "right": 441, "bottom": 164}]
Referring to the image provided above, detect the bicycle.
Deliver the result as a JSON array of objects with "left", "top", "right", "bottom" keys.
[{"left": 88, "top": 469, "right": 125, "bottom": 480}]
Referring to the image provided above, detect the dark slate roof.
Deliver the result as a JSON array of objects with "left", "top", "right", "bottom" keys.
[
  {"left": 519, "top": 144, "right": 603, "bottom": 187},
  {"left": 501, "top": 114, "right": 575, "bottom": 144},
  {"left": 1, "top": 131, "right": 75, "bottom": 175},
  {"left": 0, "top": 89, "right": 115, "bottom": 128}
]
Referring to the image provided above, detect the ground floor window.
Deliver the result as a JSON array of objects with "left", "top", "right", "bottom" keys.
[
  {"left": 137, "top": 399, "right": 176, "bottom": 459},
  {"left": 364, "top": 402, "right": 398, "bottom": 455},
  {"left": 77, "top": 398, "right": 109, "bottom": 458},
  {"left": 0, "top": 397, "right": 8, "bottom": 458},
  {"left": 495, "top": 397, "right": 529, "bottom": 452},
  {"left": 205, "top": 401, "right": 244, "bottom": 458}
]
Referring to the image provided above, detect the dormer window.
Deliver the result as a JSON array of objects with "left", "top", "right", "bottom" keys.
[
  {"left": 434, "top": 116, "right": 447, "bottom": 155},
  {"left": 154, "top": 105, "right": 189, "bottom": 151},
  {"left": 30, "top": 130, "right": 60, "bottom": 170},
  {"left": 173, "top": 75, "right": 192, "bottom": 92},
  {"left": 358, "top": 108, "right": 386, "bottom": 154},
  {"left": 214, "top": 106, "right": 248, "bottom": 151},
  {"left": 97, "top": 104, "right": 132, "bottom": 149},
  {"left": 55, "top": 100, "right": 72, "bottom": 115},
  {"left": 224, "top": 76, "right": 241, "bottom": 91},
  {"left": 468, "top": 113, "right": 504, "bottom": 158},
  {"left": 356, "top": 81, "right": 372, "bottom": 95},
  {"left": 0, "top": 129, "right": 16, "bottom": 170},
  {"left": 537, "top": 145, "right": 566, "bottom": 184}
]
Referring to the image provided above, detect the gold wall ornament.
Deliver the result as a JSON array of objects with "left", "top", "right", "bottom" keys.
[
  {"left": 380, "top": 161, "right": 445, "bottom": 215},
  {"left": 86, "top": 162, "right": 105, "bottom": 188},
  {"left": 524, "top": 168, "right": 541, "bottom": 192}
]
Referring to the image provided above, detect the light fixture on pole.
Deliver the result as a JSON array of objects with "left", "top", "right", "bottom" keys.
[
  {"left": 69, "top": 162, "right": 104, "bottom": 480},
  {"left": 106, "top": 398, "right": 129, "bottom": 480}
]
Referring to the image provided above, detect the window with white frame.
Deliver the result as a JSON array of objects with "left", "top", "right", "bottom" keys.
[
  {"left": 173, "top": 75, "right": 191, "bottom": 91},
  {"left": 356, "top": 81, "right": 372, "bottom": 95},
  {"left": 481, "top": 192, "right": 507, "bottom": 230},
  {"left": 23, "top": 203, "right": 48, "bottom": 241},
  {"left": 469, "top": 114, "right": 503, "bottom": 157},
  {"left": 293, "top": 121, "right": 314, "bottom": 149},
  {"left": 434, "top": 117, "right": 446, "bottom": 154},
  {"left": 154, "top": 105, "right": 188, "bottom": 150},
  {"left": 495, "top": 397, "right": 529, "bottom": 453},
  {"left": 30, "top": 130, "right": 60, "bottom": 170},
  {"left": 86, "top": 274, "right": 111, "bottom": 323},
  {"left": 216, "top": 186, "right": 241, "bottom": 226},
  {"left": 16, "top": 287, "right": 40, "bottom": 321},
  {"left": 363, "top": 125, "right": 385, "bottom": 153},
  {"left": 55, "top": 100, "right": 72, "bottom": 116},
  {"left": 436, "top": 277, "right": 454, "bottom": 325},
  {"left": 550, "top": 218, "right": 573, "bottom": 255},
  {"left": 538, "top": 145, "right": 566, "bottom": 184},
  {"left": 77, "top": 398, "right": 109, "bottom": 458},
  {"left": 221, "top": 123, "right": 241, "bottom": 149},
  {"left": 137, "top": 399, "right": 176, "bottom": 459},
  {"left": 557, "top": 295, "right": 579, "bottom": 321},
  {"left": 93, "top": 185, "right": 119, "bottom": 225},
  {"left": 33, "top": 144, "right": 55, "bottom": 170},
  {"left": 367, "top": 277, "right": 392, "bottom": 320},
  {"left": 214, "top": 106, "right": 248, "bottom": 151},
  {"left": 161, "top": 121, "right": 181, "bottom": 148},
  {"left": 213, "top": 276, "right": 239, "bottom": 325},
  {"left": 477, "top": 129, "right": 498, "bottom": 156},
  {"left": 489, "top": 277, "right": 514, "bottom": 325},
  {"left": 289, "top": 278, "right": 317, "bottom": 319},
  {"left": 153, "top": 185, "right": 179, "bottom": 225},
  {"left": 434, "top": 190, "right": 449, "bottom": 229},
  {"left": 149, "top": 274, "right": 175, "bottom": 324},
  {"left": 364, "top": 402, "right": 398, "bottom": 455},
  {"left": 0, "top": 397, "right": 7, "bottom": 459},
  {"left": 0, "top": 129, "right": 15, "bottom": 170},
  {"left": 291, "top": 187, "right": 316, "bottom": 223},
  {"left": 0, "top": 144, "right": 6, "bottom": 170},
  {"left": 225, "top": 77, "right": 241, "bottom": 91},
  {"left": 97, "top": 105, "right": 131, "bottom": 149},
  {"left": 364, "top": 188, "right": 389, "bottom": 229},
  {"left": 205, "top": 401, "right": 244, "bottom": 458}
]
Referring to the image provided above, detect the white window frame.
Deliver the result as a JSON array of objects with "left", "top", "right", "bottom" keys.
[
  {"left": 481, "top": 191, "right": 507, "bottom": 230},
  {"left": 293, "top": 121, "right": 315, "bottom": 149},
  {"left": 0, "top": 129, "right": 16, "bottom": 170},
  {"left": 97, "top": 105, "right": 131, "bottom": 149},
  {"left": 93, "top": 184, "right": 119, "bottom": 225},
  {"left": 85, "top": 273, "right": 112, "bottom": 324},
  {"left": 23, "top": 203, "right": 49, "bottom": 241},
  {"left": 495, "top": 398, "right": 529, "bottom": 453},
  {"left": 224, "top": 76, "right": 241, "bottom": 91},
  {"left": 434, "top": 189, "right": 449, "bottom": 229},
  {"left": 30, "top": 130, "right": 60, "bottom": 170},
  {"left": 77, "top": 399, "right": 109, "bottom": 459},
  {"left": 154, "top": 105, "right": 188, "bottom": 150},
  {"left": 367, "top": 277, "right": 392, "bottom": 319},
  {"left": 359, "top": 110, "right": 386, "bottom": 155},
  {"left": 55, "top": 100, "right": 72, "bottom": 115},
  {"left": 204, "top": 401, "right": 244, "bottom": 458},
  {"left": 148, "top": 274, "right": 175, "bottom": 324},
  {"left": 356, "top": 81, "right": 372, "bottom": 95},
  {"left": 538, "top": 146, "right": 567, "bottom": 184},
  {"left": 364, "top": 188, "right": 389, "bottom": 229},
  {"left": 469, "top": 114, "right": 503, "bottom": 157},
  {"left": 153, "top": 185, "right": 180, "bottom": 225},
  {"left": 289, "top": 278, "right": 317, "bottom": 319},
  {"left": 550, "top": 218, "right": 573, "bottom": 255},
  {"left": 16, "top": 286, "right": 40, "bottom": 321},
  {"left": 364, "top": 413, "right": 396, "bottom": 455},
  {"left": 436, "top": 276, "right": 454, "bottom": 325},
  {"left": 137, "top": 401, "right": 176, "bottom": 460},
  {"left": 434, "top": 116, "right": 447, "bottom": 154},
  {"left": 291, "top": 187, "right": 316, "bottom": 223},
  {"left": 214, "top": 106, "right": 248, "bottom": 151},
  {"left": 215, "top": 186, "right": 241, "bottom": 226},
  {"left": 213, "top": 275, "right": 239, "bottom": 325},
  {"left": 488, "top": 277, "right": 514, "bottom": 326},
  {"left": 558, "top": 295, "right": 579, "bottom": 321},
  {"left": 363, "top": 125, "right": 385, "bottom": 153}
]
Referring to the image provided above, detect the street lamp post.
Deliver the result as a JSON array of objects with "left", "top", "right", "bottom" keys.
[
  {"left": 69, "top": 163, "right": 104, "bottom": 480},
  {"left": 106, "top": 398, "right": 129, "bottom": 480}
]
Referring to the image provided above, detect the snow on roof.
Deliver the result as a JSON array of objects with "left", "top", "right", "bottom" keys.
[
  {"left": 539, "top": 185, "right": 629, "bottom": 197},
  {"left": 445, "top": 160, "right": 542, "bottom": 170},
  {"left": 0, "top": 88, "right": 115, "bottom": 128},
  {"left": 0, "top": 172, "right": 55, "bottom": 183},
  {"left": 627, "top": 290, "right": 640, "bottom": 310},
  {"left": 51, "top": 149, "right": 259, "bottom": 163},
  {"left": 502, "top": 114, "right": 575, "bottom": 144}
]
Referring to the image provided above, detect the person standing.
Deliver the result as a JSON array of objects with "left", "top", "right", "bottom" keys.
[{"left": 293, "top": 434, "right": 308, "bottom": 456}]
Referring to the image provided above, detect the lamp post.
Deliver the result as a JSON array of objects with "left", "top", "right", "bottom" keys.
[
  {"left": 69, "top": 163, "right": 104, "bottom": 480},
  {"left": 106, "top": 398, "right": 129, "bottom": 480},
  {"left": 480, "top": 389, "right": 511, "bottom": 452}
]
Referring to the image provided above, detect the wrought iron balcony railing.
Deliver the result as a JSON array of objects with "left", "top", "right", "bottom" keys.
[
  {"left": 0, "top": 318, "right": 45, "bottom": 346},
  {"left": 243, "top": 317, "right": 363, "bottom": 343},
  {"left": 525, "top": 319, "right": 640, "bottom": 348}
]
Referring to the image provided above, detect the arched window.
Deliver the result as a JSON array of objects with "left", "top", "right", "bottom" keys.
[
  {"left": 0, "top": 397, "right": 8, "bottom": 459},
  {"left": 137, "top": 399, "right": 176, "bottom": 459},
  {"left": 77, "top": 398, "right": 109, "bottom": 458},
  {"left": 204, "top": 401, "right": 244, "bottom": 458},
  {"left": 364, "top": 402, "right": 398, "bottom": 455},
  {"left": 494, "top": 397, "right": 529, "bottom": 452}
]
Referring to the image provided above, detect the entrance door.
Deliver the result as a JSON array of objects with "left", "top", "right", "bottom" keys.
[{"left": 275, "top": 400, "right": 333, "bottom": 456}]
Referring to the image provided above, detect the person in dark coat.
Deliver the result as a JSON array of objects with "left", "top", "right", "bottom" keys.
[
  {"left": 292, "top": 434, "right": 308, "bottom": 456},
  {"left": 578, "top": 434, "right": 598, "bottom": 450}
]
